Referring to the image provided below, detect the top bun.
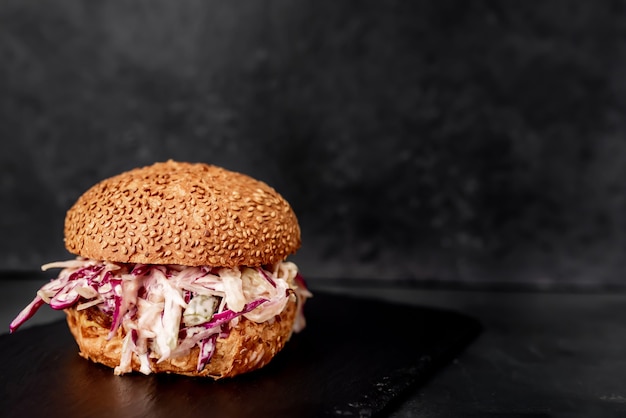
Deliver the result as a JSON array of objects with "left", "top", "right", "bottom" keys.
[{"left": 64, "top": 160, "right": 301, "bottom": 267}]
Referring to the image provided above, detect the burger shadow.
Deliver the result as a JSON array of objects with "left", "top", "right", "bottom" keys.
[{"left": 52, "top": 330, "right": 323, "bottom": 418}]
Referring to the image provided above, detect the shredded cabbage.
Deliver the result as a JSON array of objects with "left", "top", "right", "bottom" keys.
[{"left": 9, "top": 257, "right": 312, "bottom": 375}]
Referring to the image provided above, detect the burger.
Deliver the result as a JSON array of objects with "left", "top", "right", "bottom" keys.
[{"left": 9, "top": 160, "right": 312, "bottom": 379}]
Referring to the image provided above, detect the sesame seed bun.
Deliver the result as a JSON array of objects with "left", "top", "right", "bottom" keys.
[
  {"left": 64, "top": 296, "right": 298, "bottom": 378},
  {"left": 58, "top": 160, "right": 306, "bottom": 378},
  {"left": 64, "top": 160, "right": 301, "bottom": 267}
]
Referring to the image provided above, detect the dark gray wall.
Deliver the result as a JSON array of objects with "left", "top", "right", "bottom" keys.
[{"left": 2, "top": 1, "right": 626, "bottom": 285}]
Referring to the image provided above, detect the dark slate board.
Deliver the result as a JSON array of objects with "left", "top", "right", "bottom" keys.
[{"left": 0, "top": 291, "right": 480, "bottom": 417}]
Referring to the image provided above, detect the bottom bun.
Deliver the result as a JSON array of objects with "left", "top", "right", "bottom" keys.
[{"left": 64, "top": 297, "right": 297, "bottom": 379}]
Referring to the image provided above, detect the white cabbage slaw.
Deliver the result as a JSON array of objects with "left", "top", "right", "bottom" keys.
[{"left": 10, "top": 257, "right": 312, "bottom": 375}]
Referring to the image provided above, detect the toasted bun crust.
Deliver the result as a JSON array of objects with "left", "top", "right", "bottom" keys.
[
  {"left": 64, "top": 297, "right": 298, "bottom": 378},
  {"left": 64, "top": 160, "right": 301, "bottom": 267}
]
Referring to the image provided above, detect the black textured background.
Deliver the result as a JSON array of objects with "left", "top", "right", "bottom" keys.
[{"left": 2, "top": 1, "right": 626, "bottom": 285}]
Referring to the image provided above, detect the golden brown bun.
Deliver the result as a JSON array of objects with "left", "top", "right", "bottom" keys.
[
  {"left": 64, "top": 160, "right": 301, "bottom": 267},
  {"left": 64, "top": 296, "right": 298, "bottom": 378}
]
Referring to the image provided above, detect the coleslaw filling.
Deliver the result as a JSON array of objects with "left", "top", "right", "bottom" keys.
[{"left": 10, "top": 257, "right": 312, "bottom": 375}]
